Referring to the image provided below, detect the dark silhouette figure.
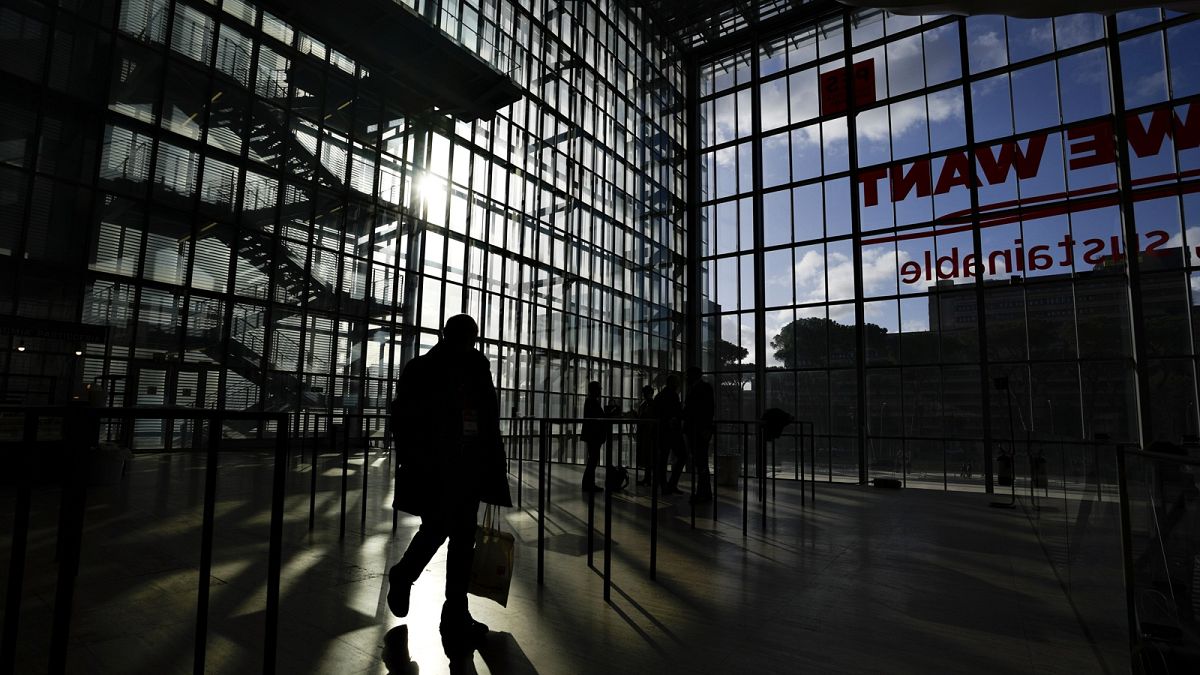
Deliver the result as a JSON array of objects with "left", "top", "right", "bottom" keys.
[
  {"left": 655, "top": 375, "right": 684, "bottom": 494},
  {"left": 636, "top": 385, "right": 656, "bottom": 486},
  {"left": 684, "top": 367, "right": 715, "bottom": 504},
  {"left": 581, "top": 380, "right": 605, "bottom": 492},
  {"left": 388, "top": 314, "right": 512, "bottom": 643}
]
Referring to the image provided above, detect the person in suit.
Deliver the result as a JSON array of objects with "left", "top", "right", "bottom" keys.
[
  {"left": 635, "top": 385, "right": 656, "bottom": 486},
  {"left": 387, "top": 314, "right": 511, "bottom": 643},
  {"left": 581, "top": 380, "right": 606, "bottom": 492},
  {"left": 655, "top": 375, "right": 684, "bottom": 495}
]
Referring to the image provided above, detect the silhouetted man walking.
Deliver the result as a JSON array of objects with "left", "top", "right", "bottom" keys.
[{"left": 388, "top": 314, "right": 511, "bottom": 643}]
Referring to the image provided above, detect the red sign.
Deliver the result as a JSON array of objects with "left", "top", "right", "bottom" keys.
[{"left": 820, "top": 59, "right": 876, "bottom": 116}]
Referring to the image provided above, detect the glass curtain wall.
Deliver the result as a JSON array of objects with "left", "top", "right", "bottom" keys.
[
  {"left": 697, "top": 7, "right": 1200, "bottom": 490},
  {"left": 0, "top": 0, "right": 685, "bottom": 447}
]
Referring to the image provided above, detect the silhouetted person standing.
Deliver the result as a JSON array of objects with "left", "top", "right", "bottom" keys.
[
  {"left": 581, "top": 380, "right": 605, "bottom": 492},
  {"left": 656, "top": 375, "right": 684, "bottom": 494},
  {"left": 636, "top": 385, "right": 656, "bottom": 486},
  {"left": 684, "top": 366, "right": 715, "bottom": 504},
  {"left": 388, "top": 314, "right": 511, "bottom": 643}
]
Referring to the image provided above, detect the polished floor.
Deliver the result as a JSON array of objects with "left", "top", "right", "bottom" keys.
[{"left": 2, "top": 443, "right": 1128, "bottom": 674}]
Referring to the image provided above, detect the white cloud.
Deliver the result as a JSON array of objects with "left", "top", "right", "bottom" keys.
[
  {"left": 790, "top": 245, "right": 909, "bottom": 306},
  {"left": 971, "top": 30, "right": 1007, "bottom": 71},
  {"left": 1134, "top": 71, "right": 1168, "bottom": 101}
]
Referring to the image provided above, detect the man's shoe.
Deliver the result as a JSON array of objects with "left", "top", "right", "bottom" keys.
[
  {"left": 387, "top": 569, "right": 412, "bottom": 618},
  {"left": 440, "top": 607, "right": 489, "bottom": 643},
  {"left": 689, "top": 493, "right": 713, "bottom": 505},
  {"left": 582, "top": 483, "right": 603, "bottom": 493},
  {"left": 660, "top": 485, "right": 681, "bottom": 496}
]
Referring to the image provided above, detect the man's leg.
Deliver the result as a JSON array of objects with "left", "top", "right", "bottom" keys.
[
  {"left": 582, "top": 440, "right": 600, "bottom": 489},
  {"left": 388, "top": 510, "right": 450, "bottom": 617},
  {"left": 656, "top": 438, "right": 671, "bottom": 486},
  {"left": 441, "top": 498, "right": 484, "bottom": 637},
  {"left": 666, "top": 439, "right": 687, "bottom": 492}
]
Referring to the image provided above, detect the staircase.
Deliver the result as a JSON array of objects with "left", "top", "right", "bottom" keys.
[{"left": 92, "top": 24, "right": 401, "bottom": 424}]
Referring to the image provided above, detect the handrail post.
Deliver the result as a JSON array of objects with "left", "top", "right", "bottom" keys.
[
  {"left": 771, "top": 438, "right": 777, "bottom": 500},
  {"left": 650, "top": 418, "right": 659, "bottom": 581},
  {"left": 689, "top": 430, "right": 697, "bottom": 530},
  {"left": 264, "top": 415, "right": 288, "bottom": 674},
  {"left": 759, "top": 425, "right": 767, "bottom": 532},
  {"left": 587, "top": 434, "right": 596, "bottom": 568},
  {"left": 516, "top": 417, "right": 524, "bottom": 510},
  {"left": 361, "top": 415, "right": 370, "bottom": 531},
  {"left": 2, "top": 414, "right": 37, "bottom": 673},
  {"left": 339, "top": 418, "right": 349, "bottom": 539},
  {"left": 810, "top": 423, "right": 817, "bottom": 505},
  {"left": 1115, "top": 446, "right": 1139, "bottom": 665},
  {"left": 48, "top": 407, "right": 96, "bottom": 675},
  {"left": 537, "top": 419, "right": 546, "bottom": 585},
  {"left": 798, "top": 430, "right": 804, "bottom": 506},
  {"left": 309, "top": 415, "right": 319, "bottom": 532},
  {"left": 194, "top": 416, "right": 220, "bottom": 675},
  {"left": 742, "top": 422, "right": 749, "bottom": 535},
  {"left": 711, "top": 431, "right": 718, "bottom": 522},
  {"left": 603, "top": 422, "right": 614, "bottom": 602}
]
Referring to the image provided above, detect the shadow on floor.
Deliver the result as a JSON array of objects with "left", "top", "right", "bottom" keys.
[
  {"left": 476, "top": 631, "right": 539, "bottom": 675},
  {"left": 382, "top": 626, "right": 539, "bottom": 675},
  {"left": 541, "top": 532, "right": 592, "bottom": 556},
  {"left": 382, "top": 626, "right": 419, "bottom": 674}
]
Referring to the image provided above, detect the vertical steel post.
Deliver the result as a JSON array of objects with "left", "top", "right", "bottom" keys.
[
  {"left": 537, "top": 419, "right": 546, "bottom": 585},
  {"left": 309, "top": 420, "right": 319, "bottom": 532},
  {"left": 1115, "top": 447, "right": 1139, "bottom": 665},
  {"left": 339, "top": 419, "right": 349, "bottom": 539},
  {"left": 194, "top": 416, "right": 220, "bottom": 675},
  {"left": 759, "top": 425, "right": 767, "bottom": 531},
  {"left": 650, "top": 419, "right": 659, "bottom": 581},
  {"left": 1, "top": 414, "right": 37, "bottom": 673},
  {"left": 742, "top": 422, "right": 749, "bottom": 534},
  {"left": 517, "top": 417, "right": 524, "bottom": 509},
  {"left": 603, "top": 422, "right": 613, "bottom": 602},
  {"left": 361, "top": 416, "right": 369, "bottom": 531},
  {"left": 263, "top": 417, "right": 288, "bottom": 674}
]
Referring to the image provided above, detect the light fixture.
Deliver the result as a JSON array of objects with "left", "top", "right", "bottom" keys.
[
  {"left": 74, "top": 349, "right": 84, "bottom": 356},
  {"left": 16, "top": 342, "right": 25, "bottom": 352}
]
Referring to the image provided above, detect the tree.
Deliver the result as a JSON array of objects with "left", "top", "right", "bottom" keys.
[
  {"left": 770, "top": 317, "right": 893, "bottom": 368},
  {"left": 716, "top": 339, "right": 748, "bottom": 367}
]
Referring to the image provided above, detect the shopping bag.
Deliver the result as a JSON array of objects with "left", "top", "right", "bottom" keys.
[{"left": 468, "top": 505, "right": 514, "bottom": 606}]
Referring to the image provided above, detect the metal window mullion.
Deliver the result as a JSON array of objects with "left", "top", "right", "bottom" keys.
[
  {"left": 1105, "top": 16, "right": 1153, "bottom": 446},
  {"left": 10, "top": 1, "right": 59, "bottom": 288},
  {"left": 76, "top": 2, "right": 124, "bottom": 386},
  {"left": 347, "top": 65, "right": 371, "bottom": 417},
  {"left": 686, "top": 49, "right": 704, "bottom": 373},
  {"left": 837, "top": 11, "right": 869, "bottom": 484},
  {"left": 953, "top": 16, "right": 996, "bottom": 494},
  {"left": 123, "top": 1, "right": 180, "bottom": 376}
]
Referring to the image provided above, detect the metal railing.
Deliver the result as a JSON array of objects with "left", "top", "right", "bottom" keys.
[
  {"left": 505, "top": 415, "right": 817, "bottom": 604},
  {"left": 1116, "top": 446, "right": 1200, "bottom": 673},
  {"left": 0, "top": 405, "right": 289, "bottom": 675},
  {"left": 296, "top": 411, "right": 391, "bottom": 537}
]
